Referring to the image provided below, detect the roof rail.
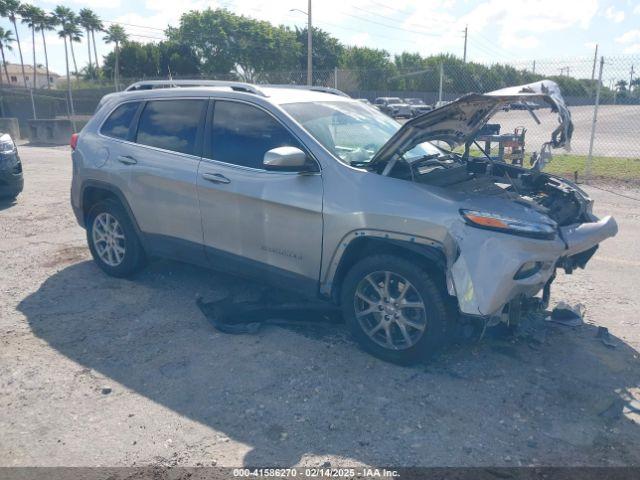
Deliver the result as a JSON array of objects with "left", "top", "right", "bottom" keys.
[
  {"left": 123, "top": 79, "right": 266, "bottom": 97},
  {"left": 264, "top": 84, "right": 350, "bottom": 97}
]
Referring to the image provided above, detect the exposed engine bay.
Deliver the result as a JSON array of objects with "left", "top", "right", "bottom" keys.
[{"left": 388, "top": 152, "right": 590, "bottom": 227}]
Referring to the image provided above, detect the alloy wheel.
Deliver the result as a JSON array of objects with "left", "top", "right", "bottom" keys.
[
  {"left": 92, "top": 212, "right": 126, "bottom": 267},
  {"left": 353, "top": 270, "right": 428, "bottom": 350}
]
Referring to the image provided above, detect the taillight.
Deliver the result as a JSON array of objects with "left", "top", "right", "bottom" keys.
[{"left": 70, "top": 133, "right": 79, "bottom": 150}]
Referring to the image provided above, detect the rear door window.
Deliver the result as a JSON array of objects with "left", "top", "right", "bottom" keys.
[
  {"left": 135, "top": 99, "right": 206, "bottom": 155},
  {"left": 209, "top": 100, "right": 302, "bottom": 169},
  {"left": 100, "top": 102, "right": 140, "bottom": 140}
]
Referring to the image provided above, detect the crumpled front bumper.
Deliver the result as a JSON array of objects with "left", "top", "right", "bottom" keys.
[{"left": 447, "top": 215, "right": 618, "bottom": 317}]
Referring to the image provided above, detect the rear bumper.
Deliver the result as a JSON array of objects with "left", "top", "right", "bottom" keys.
[{"left": 448, "top": 215, "right": 618, "bottom": 317}]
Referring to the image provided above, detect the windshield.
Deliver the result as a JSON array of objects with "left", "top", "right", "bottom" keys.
[{"left": 282, "top": 100, "right": 441, "bottom": 165}]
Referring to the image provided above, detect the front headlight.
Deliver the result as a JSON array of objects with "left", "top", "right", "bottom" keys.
[
  {"left": 0, "top": 134, "right": 15, "bottom": 154},
  {"left": 460, "top": 209, "right": 557, "bottom": 240}
]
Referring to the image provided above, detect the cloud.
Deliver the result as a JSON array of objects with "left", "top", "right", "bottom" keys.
[
  {"left": 615, "top": 28, "right": 640, "bottom": 53},
  {"left": 350, "top": 32, "right": 370, "bottom": 47},
  {"left": 405, "top": 0, "right": 598, "bottom": 57},
  {"left": 615, "top": 29, "right": 640, "bottom": 43},
  {"left": 604, "top": 6, "right": 625, "bottom": 23},
  {"left": 40, "top": 0, "right": 122, "bottom": 8},
  {"left": 635, "top": 4, "right": 640, "bottom": 15}
]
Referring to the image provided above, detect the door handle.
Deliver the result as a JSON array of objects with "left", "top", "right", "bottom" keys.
[
  {"left": 202, "top": 172, "right": 231, "bottom": 184},
  {"left": 117, "top": 154, "right": 137, "bottom": 165}
]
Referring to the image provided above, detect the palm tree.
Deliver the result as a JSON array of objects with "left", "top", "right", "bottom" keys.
[
  {"left": 103, "top": 24, "right": 127, "bottom": 90},
  {"left": 79, "top": 8, "right": 100, "bottom": 77},
  {"left": 53, "top": 5, "right": 75, "bottom": 126},
  {"left": 20, "top": 4, "right": 44, "bottom": 88},
  {"left": 615, "top": 79, "right": 628, "bottom": 93},
  {"left": 89, "top": 13, "right": 103, "bottom": 72},
  {"left": 79, "top": 9, "right": 92, "bottom": 75},
  {"left": 0, "top": 26, "right": 14, "bottom": 84},
  {"left": 53, "top": 6, "right": 81, "bottom": 79},
  {"left": 35, "top": 12, "right": 55, "bottom": 88},
  {"left": 0, "top": 0, "right": 27, "bottom": 88},
  {"left": 66, "top": 21, "right": 82, "bottom": 78}
]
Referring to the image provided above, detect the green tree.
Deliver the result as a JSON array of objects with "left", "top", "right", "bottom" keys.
[
  {"left": 19, "top": 4, "right": 44, "bottom": 88},
  {"left": 79, "top": 9, "right": 102, "bottom": 77},
  {"left": 101, "top": 40, "right": 201, "bottom": 80},
  {"left": 79, "top": 9, "right": 94, "bottom": 75},
  {"left": 103, "top": 24, "right": 128, "bottom": 89},
  {"left": 631, "top": 77, "right": 640, "bottom": 97},
  {"left": 294, "top": 27, "right": 343, "bottom": 72},
  {"left": 0, "top": 26, "right": 14, "bottom": 84},
  {"left": 35, "top": 12, "right": 56, "bottom": 88},
  {"left": 167, "top": 8, "right": 240, "bottom": 76},
  {"left": 615, "top": 79, "right": 628, "bottom": 92},
  {"left": 0, "top": 0, "right": 27, "bottom": 88},
  {"left": 339, "top": 46, "right": 396, "bottom": 90},
  {"left": 167, "top": 8, "right": 302, "bottom": 79}
]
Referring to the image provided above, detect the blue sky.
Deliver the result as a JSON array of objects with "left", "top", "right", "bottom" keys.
[{"left": 10, "top": 0, "right": 640, "bottom": 82}]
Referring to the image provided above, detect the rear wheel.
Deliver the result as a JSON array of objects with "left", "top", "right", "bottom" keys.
[
  {"left": 341, "top": 254, "right": 449, "bottom": 365},
  {"left": 86, "top": 200, "right": 145, "bottom": 277}
]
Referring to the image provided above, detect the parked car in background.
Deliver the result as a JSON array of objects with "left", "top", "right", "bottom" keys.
[
  {"left": 374, "top": 97, "right": 412, "bottom": 118},
  {"left": 0, "top": 133, "right": 23, "bottom": 200},
  {"left": 502, "top": 101, "right": 544, "bottom": 112},
  {"left": 404, "top": 98, "right": 433, "bottom": 117},
  {"left": 434, "top": 100, "right": 451, "bottom": 109}
]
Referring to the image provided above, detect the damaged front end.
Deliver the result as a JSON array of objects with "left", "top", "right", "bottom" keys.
[{"left": 369, "top": 80, "right": 617, "bottom": 325}]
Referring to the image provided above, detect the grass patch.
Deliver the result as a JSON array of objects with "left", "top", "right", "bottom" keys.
[
  {"left": 544, "top": 154, "right": 640, "bottom": 181},
  {"left": 453, "top": 146, "right": 640, "bottom": 182}
]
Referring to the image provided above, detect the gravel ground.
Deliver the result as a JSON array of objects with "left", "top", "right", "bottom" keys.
[{"left": 1, "top": 145, "right": 639, "bottom": 468}]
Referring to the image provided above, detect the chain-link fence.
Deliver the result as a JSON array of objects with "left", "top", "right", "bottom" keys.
[{"left": 1, "top": 55, "right": 638, "bottom": 182}]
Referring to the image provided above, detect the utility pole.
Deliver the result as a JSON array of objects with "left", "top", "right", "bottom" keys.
[
  {"left": 630, "top": 64, "right": 635, "bottom": 90},
  {"left": 532, "top": 60, "right": 536, "bottom": 75},
  {"left": 307, "top": 0, "right": 312, "bottom": 86},
  {"left": 463, "top": 25, "right": 468, "bottom": 63},
  {"left": 590, "top": 44, "right": 598, "bottom": 82},
  {"left": 438, "top": 62, "right": 443, "bottom": 103},
  {"left": 586, "top": 56, "right": 604, "bottom": 182}
]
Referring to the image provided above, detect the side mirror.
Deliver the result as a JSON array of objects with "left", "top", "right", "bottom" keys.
[{"left": 263, "top": 146, "right": 315, "bottom": 172}]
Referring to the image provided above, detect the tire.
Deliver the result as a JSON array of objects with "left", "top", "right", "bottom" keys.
[
  {"left": 86, "top": 199, "right": 146, "bottom": 278},
  {"left": 340, "top": 254, "right": 449, "bottom": 365}
]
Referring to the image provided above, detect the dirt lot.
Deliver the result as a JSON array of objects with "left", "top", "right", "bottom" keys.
[{"left": 1, "top": 145, "right": 640, "bottom": 468}]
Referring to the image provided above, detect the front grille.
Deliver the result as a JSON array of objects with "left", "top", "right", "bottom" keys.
[{"left": 12, "top": 161, "right": 22, "bottom": 174}]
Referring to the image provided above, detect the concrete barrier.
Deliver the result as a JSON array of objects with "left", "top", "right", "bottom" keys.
[
  {"left": 26, "top": 119, "right": 75, "bottom": 145},
  {"left": 0, "top": 117, "right": 21, "bottom": 140}
]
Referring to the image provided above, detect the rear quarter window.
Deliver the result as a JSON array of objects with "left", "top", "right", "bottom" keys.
[{"left": 100, "top": 102, "right": 140, "bottom": 140}]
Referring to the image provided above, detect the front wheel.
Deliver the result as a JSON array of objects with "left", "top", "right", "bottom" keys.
[{"left": 341, "top": 254, "right": 449, "bottom": 365}]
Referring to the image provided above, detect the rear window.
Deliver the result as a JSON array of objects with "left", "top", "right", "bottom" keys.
[
  {"left": 135, "top": 99, "right": 206, "bottom": 155},
  {"left": 100, "top": 102, "right": 140, "bottom": 140}
]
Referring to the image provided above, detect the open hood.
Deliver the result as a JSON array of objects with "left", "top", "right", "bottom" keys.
[{"left": 370, "top": 80, "right": 573, "bottom": 168}]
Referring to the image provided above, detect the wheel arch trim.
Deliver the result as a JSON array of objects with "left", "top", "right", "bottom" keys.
[
  {"left": 80, "top": 180, "right": 146, "bottom": 246},
  {"left": 321, "top": 229, "right": 448, "bottom": 298}
]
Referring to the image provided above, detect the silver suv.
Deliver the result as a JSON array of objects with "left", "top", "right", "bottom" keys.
[{"left": 71, "top": 80, "right": 617, "bottom": 364}]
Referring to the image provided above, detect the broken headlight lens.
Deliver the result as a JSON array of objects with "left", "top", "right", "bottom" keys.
[{"left": 460, "top": 209, "right": 556, "bottom": 240}]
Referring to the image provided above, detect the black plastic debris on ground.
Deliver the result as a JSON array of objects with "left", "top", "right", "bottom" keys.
[
  {"left": 196, "top": 290, "right": 343, "bottom": 334},
  {"left": 596, "top": 326, "right": 617, "bottom": 348}
]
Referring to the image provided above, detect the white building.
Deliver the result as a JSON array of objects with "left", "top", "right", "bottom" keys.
[{"left": 0, "top": 62, "right": 60, "bottom": 89}]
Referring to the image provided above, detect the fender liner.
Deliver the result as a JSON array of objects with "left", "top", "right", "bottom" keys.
[
  {"left": 321, "top": 229, "right": 448, "bottom": 300},
  {"left": 80, "top": 180, "right": 146, "bottom": 247}
]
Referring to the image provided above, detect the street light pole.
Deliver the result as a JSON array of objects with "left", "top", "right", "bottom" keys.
[{"left": 307, "top": 0, "right": 312, "bottom": 86}]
